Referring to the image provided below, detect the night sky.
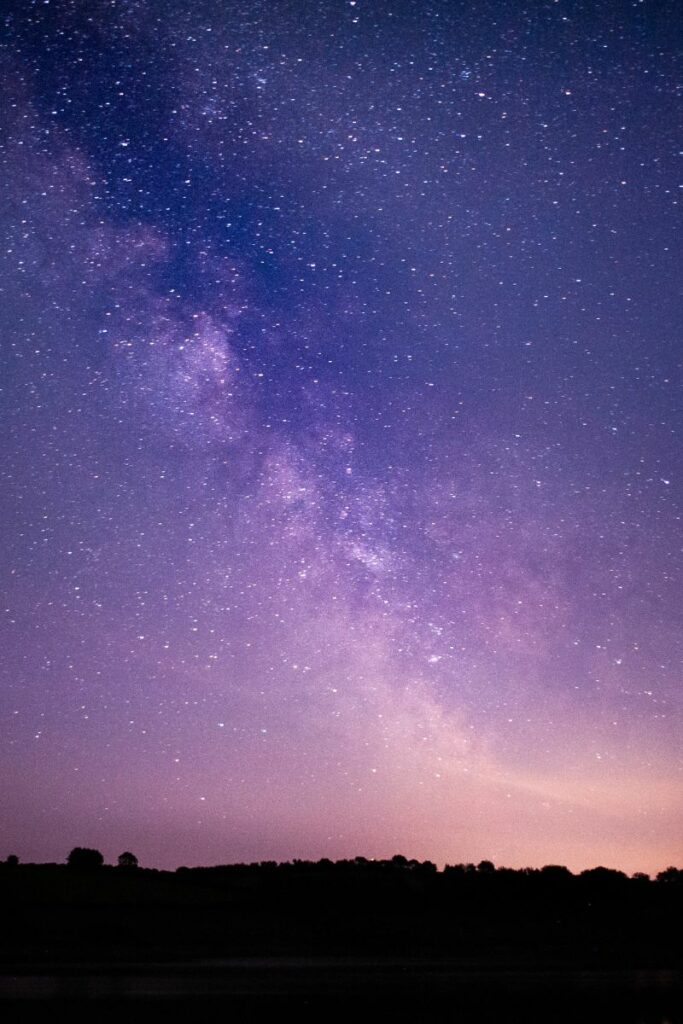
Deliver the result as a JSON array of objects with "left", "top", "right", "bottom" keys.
[{"left": 1, "top": 0, "right": 681, "bottom": 874}]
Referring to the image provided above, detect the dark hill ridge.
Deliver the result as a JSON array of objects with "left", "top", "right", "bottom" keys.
[{"left": 1, "top": 856, "right": 681, "bottom": 967}]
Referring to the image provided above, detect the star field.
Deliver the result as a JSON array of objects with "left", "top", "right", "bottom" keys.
[{"left": 0, "top": 0, "right": 681, "bottom": 872}]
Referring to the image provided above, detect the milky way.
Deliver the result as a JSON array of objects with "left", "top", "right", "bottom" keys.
[{"left": 1, "top": 0, "right": 680, "bottom": 872}]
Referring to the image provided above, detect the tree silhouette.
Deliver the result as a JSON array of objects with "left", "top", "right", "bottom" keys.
[
  {"left": 656, "top": 866, "right": 682, "bottom": 884},
  {"left": 477, "top": 860, "right": 496, "bottom": 874},
  {"left": 67, "top": 847, "right": 104, "bottom": 869},
  {"left": 117, "top": 851, "right": 139, "bottom": 869}
]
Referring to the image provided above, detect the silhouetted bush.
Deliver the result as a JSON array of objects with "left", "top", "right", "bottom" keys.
[
  {"left": 67, "top": 847, "right": 104, "bottom": 870},
  {"left": 117, "top": 851, "right": 139, "bottom": 869}
]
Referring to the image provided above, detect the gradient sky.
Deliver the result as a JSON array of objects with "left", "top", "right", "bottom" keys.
[{"left": 1, "top": 0, "right": 681, "bottom": 874}]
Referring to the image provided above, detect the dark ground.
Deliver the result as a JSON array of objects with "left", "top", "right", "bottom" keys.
[{"left": 1, "top": 858, "right": 681, "bottom": 1019}]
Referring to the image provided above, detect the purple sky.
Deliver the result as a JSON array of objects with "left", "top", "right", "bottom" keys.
[{"left": 1, "top": 0, "right": 681, "bottom": 873}]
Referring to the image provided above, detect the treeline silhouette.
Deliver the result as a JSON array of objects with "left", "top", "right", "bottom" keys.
[{"left": 1, "top": 852, "right": 680, "bottom": 968}]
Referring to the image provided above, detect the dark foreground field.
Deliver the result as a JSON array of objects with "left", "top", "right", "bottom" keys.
[{"left": 1, "top": 858, "right": 681, "bottom": 1019}]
